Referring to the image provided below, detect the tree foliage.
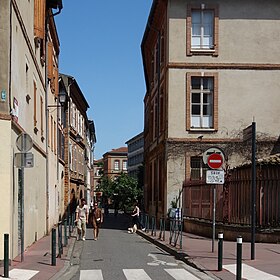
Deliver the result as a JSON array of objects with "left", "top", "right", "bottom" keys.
[{"left": 96, "top": 173, "right": 143, "bottom": 210}]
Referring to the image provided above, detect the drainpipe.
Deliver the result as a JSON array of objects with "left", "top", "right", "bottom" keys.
[{"left": 45, "top": 5, "right": 62, "bottom": 234}]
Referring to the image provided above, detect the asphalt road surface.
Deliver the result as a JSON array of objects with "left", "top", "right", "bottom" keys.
[{"left": 67, "top": 211, "right": 213, "bottom": 280}]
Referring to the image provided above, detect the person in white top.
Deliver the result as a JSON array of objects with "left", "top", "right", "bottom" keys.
[
  {"left": 75, "top": 198, "right": 89, "bottom": 241},
  {"left": 131, "top": 201, "right": 145, "bottom": 232}
]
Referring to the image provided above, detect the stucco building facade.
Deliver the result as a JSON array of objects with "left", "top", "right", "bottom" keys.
[
  {"left": 0, "top": 0, "right": 64, "bottom": 259},
  {"left": 142, "top": 0, "right": 280, "bottom": 219}
]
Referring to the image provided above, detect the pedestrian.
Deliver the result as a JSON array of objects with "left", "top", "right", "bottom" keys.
[
  {"left": 75, "top": 198, "right": 89, "bottom": 241},
  {"left": 92, "top": 201, "right": 103, "bottom": 240},
  {"left": 131, "top": 201, "right": 145, "bottom": 231}
]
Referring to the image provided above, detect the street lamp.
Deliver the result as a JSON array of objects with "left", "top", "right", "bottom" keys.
[{"left": 47, "top": 88, "right": 68, "bottom": 108}]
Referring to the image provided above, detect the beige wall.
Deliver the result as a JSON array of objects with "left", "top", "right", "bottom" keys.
[
  {"left": 168, "top": 69, "right": 280, "bottom": 139},
  {"left": 0, "top": 121, "right": 12, "bottom": 259},
  {"left": 168, "top": 0, "right": 280, "bottom": 64},
  {"left": 0, "top": 0, "right": 66, "bottom": 260}
]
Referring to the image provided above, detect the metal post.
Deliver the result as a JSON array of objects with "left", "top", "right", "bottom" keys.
[
  {"left": 251, "top": 121, "right": 256, "bottom": 260},
  {"left": 236, "top": 236, "right": 242, "bottom": 280},
  {"left": 212, "top": 185, "right": 216, "bottom": 252},
  {"left": 4, "top": 234, "right": 9, "bottom": 278},
  {"left": 64, "top": 219, "right": 68, "bottom": 246},
  {"left": 19, "top": 167, "right": 25, "bottom": 262},
  {"left": 218, "top": 232, "right": 223, "bottom": 271},
  {"left": 180, "top": 219, "right": 183, "bottom": 249},
  {"left": 68, "top": 206, "right": 71, "bottom": 237},
  {"left": 51, "top": 228, "right": 56, "bottom": 266},
  {"left": 58, "top": 223, "right": 63, "bottom": 257}
]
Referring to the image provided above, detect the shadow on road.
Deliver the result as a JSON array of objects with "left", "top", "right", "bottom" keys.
[{"left": 89, "top": 212, "right": 133, "bottom": 231}]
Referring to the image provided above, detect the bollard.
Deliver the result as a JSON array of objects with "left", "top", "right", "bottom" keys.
[
  {"left": 218, "top": 232, "right": 223, "bottom": 271},
  {"left": 64, "top": 219, "right": 68, "bottom": 246},
  {"left": 4, "top": 234, "right": 9, "bottom": 278},
  {"left": 58, "top": 223, "right": 63, "bottom": 257},
  {"left": 51, "top": 228, "right": 56, "bottom": 266},
  {"left": 236, "top": 236, "right": 242, "bottom": 280}
]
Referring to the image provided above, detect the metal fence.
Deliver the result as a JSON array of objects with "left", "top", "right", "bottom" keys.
[
  {"left": 140, "top": 213, "right": 183, "bottom": 249},
  {"left": 183, "top": 164, "right": 280, "bottom": 227}
]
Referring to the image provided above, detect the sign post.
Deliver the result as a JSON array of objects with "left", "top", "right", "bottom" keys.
[
  {"left": 204, "top": 147, "right": 225, "bottom": 253},
  {"left": 251, "top": 123, "right": 256, "bottom": 260},
  {"left": 15, "top": 133, "right": 33, "bottom": 262},
  {"left": 243, "top": 122, "right": 257, "bottom": 260}
]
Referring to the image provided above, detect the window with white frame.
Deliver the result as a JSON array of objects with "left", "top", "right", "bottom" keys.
[
  {"left": 122, "top": 160, "right": 127, "bottom": 170},
  {"left": 191, "top": 77, "right": 213, "bottom": 128},
  {"left": 114, "top": 160, "right": 120, "bottom": 171},
  {"left": 187, "top": 4, "right": 219, "bottom": 56},
  {"left": 191, "top": 9, "right": 214, "bottom": 49}
]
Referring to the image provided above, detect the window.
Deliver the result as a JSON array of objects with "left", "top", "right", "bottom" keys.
[
  {"left": 186, "top": 73, "right": 218, "bottom": 130},
  {"left": 114, "top": 160, "right": 120, "bottom": 171},
  {"left": 122, "top": 160, "right": 127, "bottom": 171},
  {"left": 51, "top": 115, "right": 53, "bottom": 151},
  {"left": 33, "top": 81, "right": 37, "bottom": 128},
  {"left": 54, "top": 121, "right": 56, "bottom": 154},
  {"left": 40, "top": 95, "right": 44, "bottom": 137},
  {"left": 191, "top": 77, "right": 213, "bottom": 128},
  {"left": 187, "top": 4, "right": 219, "bottom": 56},
  {"left": 192, "top": 10, "right": 214, "bottom": 49},
  {"left": 190, "top": 157, "right": 207, "bottom": 180},
  {"left": 25, "top": 63, "right": 29, "bottom": 96}
]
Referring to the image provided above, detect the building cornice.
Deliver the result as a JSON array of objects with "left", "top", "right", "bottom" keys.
[{"left": 168, "top": 62, "right": 280, "bottom": 71}]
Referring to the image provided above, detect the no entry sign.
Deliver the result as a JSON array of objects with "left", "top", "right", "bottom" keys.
[{"left": 207, "top": 153, "right": 223, "bottom": 169}]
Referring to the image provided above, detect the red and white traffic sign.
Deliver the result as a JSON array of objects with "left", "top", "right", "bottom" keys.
[{"left": 207, "top": 153, "right": 223, "bottom": 169}]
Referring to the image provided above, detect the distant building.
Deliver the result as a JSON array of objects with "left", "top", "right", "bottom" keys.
[
  {"left": 103, "top": 147, "right": 128, "bottom": 179},
  {"left": 126, "top": 132, "right": 144, "bottom": 179},
  {"left": 91, "top": 158, "right": 103, "bottom": 192}
]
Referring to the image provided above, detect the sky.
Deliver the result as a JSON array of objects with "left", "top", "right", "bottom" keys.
[{"left": 55, "top": 1, "right": 153, "bottom": 159}]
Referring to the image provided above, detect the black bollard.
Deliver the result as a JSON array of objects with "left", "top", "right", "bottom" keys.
[
  {"left": 218, "top": 232, "right": 223, "bottom": 271},
  {"left": 51, "top": 228, "right": 56, "bottom": 266},
  {"left": 4, "top": 234, "right": 9, "bottom": 278},
  {"left": 236, "top": 236, "right": 242, "bottom": 280},
  {"left": 64, "top": 219, "right": 68, "bottom": 246},
  {"left": 58, "top": 223, "right": 63, "bottom": 257}
]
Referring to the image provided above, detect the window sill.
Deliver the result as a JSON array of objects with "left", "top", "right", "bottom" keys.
[
  {"left": 188, "top": 49, "right": 218, "bottom": 56},
  {"left": 189, "top": 128, "right": 216, "bottom": 132}
]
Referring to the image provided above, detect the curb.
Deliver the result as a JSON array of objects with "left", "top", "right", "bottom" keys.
[
  {"left": 50, "top": 233, "right": 78, "bottom": 280},
  {"left": 136, "top": 230, "right": 220, "bottom": 280}
]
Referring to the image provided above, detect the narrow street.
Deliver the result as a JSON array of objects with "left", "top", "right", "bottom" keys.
[{"left": 67, "top": 212, "right": 213, "bottom": 280}]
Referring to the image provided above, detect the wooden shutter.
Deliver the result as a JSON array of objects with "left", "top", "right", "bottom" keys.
[
  {"left": 47, "top": 41, "right": 53, "bottom": 80},
  {"left": 54, "top": 66, "right": 59, "bottom": 97},
  {"left": 34, "top": 0, "right": 46, "bottom": 39}
]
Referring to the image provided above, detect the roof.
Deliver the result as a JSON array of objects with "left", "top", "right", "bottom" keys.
[
  {"left": 125, "top": 131, "right": 144, "bottom": 144},
  {"left": 103, "top": 147, "right": 128, "bottom": 157}
]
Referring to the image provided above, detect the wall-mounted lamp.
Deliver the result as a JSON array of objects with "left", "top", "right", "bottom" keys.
[
  {"left": 76, "top": 134, "right": 83, "bottom": 143},
  {"left": 48, "top": 89, "right": 68, "bottom": 108}
]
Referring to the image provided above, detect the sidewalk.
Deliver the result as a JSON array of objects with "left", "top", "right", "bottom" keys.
[
  {"left": 0, "top": 229, "right": 76, "bottom": 280},
  {"left": 1, "top": 218, "right": 280, "bottom": 280},
  {"left": 137, "top": 229, "right": 280, "bottom": 279}
]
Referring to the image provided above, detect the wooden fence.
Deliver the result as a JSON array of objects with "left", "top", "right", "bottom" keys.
[{"left": 183, "top": 163, "right": 280, "bottom": 227}]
